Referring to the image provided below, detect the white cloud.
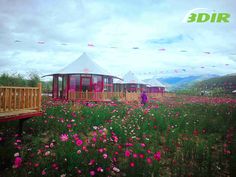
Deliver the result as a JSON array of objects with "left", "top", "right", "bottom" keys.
[{"left": 0, "top": 0, "right": 235, "bottom": 79}]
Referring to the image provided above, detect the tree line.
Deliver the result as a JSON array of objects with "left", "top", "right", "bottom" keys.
[{"left": 0, "top": 72, "right": 52, "bottom": 93}]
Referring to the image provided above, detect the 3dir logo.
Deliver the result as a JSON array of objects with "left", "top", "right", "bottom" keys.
[{"left": 183, "top": 8, "right": 230, "bottom": 23}]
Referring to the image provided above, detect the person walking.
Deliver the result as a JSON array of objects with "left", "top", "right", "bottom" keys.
[{"left": 141, "top": 90, "right": 148, "bottom": 106}]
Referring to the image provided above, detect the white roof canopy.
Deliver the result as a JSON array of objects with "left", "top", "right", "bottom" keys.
[
  {"left": 114, "top": 71, "right": 146, "bottom": 84},
  {"left": 144, "top": 77, "right": 165, "bottom": 87},
  {"left": 43, "top": 52, "right": 120, "bottom": 79}
]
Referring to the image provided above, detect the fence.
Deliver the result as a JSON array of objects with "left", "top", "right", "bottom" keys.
[
  {"left": 68, "top": 91, "right": 125, "bottom": 101},
  {"left": 0, "top": 83, "right": 42, "bottom": 112},
  {"left": 68, "top": 91, "right": 175, "bottom": 102}
]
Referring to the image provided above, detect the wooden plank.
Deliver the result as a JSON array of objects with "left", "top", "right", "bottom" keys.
[
  {"left": 37, "top": 83, "right": 42, "bottom": 111},
  {"left": 33, "top": 89, "right": 36, "bottom": 108},
  {"left": 14, "top": 88, "right": 17, "bottom": 111},
  {"left": 4, "top": 88, "right": 7, "bottom": 111},
  {"left": 0, "top": 86, "right": 38, "bottom": 89},
  {"left": 21, "top": 88, "right": 25, "bottom": 109},
  {"left": 29, "top": 89, "right": 32, "bottom": 108},
  {"left": 9, "top": 88, "right": 12, "bottom": 111},
  {"left": 18, "top": 88, "right": 21, "bottom": 110},
  {"left": 0, "top": 110, "right": 42, "bottom": 122},
  {"left": 0, "top": 88, "right": 3, "bottom": 112}
]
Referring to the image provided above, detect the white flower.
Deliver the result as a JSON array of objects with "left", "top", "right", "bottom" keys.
[
  {"left": 113, "top": 167, "right": 120, "bottom": 172},
  {"left": 14, "top": 152, "right": 20, "bottom": 157},
  {"left": 60, "top": 174, "right": 66, "bottom": 177}
]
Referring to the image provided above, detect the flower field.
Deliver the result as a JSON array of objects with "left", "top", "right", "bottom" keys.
[{"left": 0, "top": 96, "right": 235, "bottom": 177}]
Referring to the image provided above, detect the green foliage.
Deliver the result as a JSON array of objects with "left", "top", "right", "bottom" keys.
[
  {"left": 0, "top": 72, "right": 41, "bottom": 87},
  {"left": 0, "top": 73, "right": 26, "bottom": 86}
]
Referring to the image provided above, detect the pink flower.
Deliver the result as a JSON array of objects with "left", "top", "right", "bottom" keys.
[
  {"left": 92, "top": 137, "right": 97, "bottom": 142},
  {"left": 42, "top": 169, "right": 46, "bottom": 175},
  {"left": 60, "top": 134, "right": 69, "bottom": 142},
  {"left": 125, "top": 150, "right": 131, "bottom": 157},
  {"left": 34, "top": 163, "right": 39, "bottom": 167},
  {"left": 97, "top": 167, "right": 103, "bottom": 172},
  {"left": 139, "top": 154, "right": 145, "bottom": 159},
  {"left": 76, "top": 139, "right": 83, "bottom": 146},
  {"left": 130, "top": 162, "right": 135, "bottom": 167},
  {"left": 13, "top": 157, "right": 22, "bottom": 168},
  {"left": 133, "top": 153, "right": 138, "bottom": 158},
  {"left": 90, "top": 170, "right": 95, "bottom": 176},
  {"left": 16, "top": 139, "right": 21, "bottom": 143},
  {"left": 140, "top": 143, "right": 146, "bottom": 147},
  {"left": 154, "top": 151, "right": 161, "bottom": 161},
  {"left": 88, "top": 159, "right": 95, "bottom": 165},
  {"left": 52, "top": 163, "right": 59, "bottom": 170},
  {"left": 98, "top": 148, "right": 104, "bottom": 153},
  {"left": 103, "top": 153, "right": 108, "bottom": 159},
  {"left": 146, "top": 158, "right": 152, "bottom": 164}
]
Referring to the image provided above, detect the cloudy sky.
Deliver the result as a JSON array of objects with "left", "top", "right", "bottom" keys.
[{"left": 1, "top": 0, "right": 236, "bottom": 79}]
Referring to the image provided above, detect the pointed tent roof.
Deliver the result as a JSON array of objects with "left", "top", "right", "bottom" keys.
[
  {"left": 114, "top": 71, "right": 146, "bottom": 84},
  {"left": 144, "top": 77, "right": 165, "bottom": 87},
  {"left": 43, "top": 52, "right": 120, "bottom": 79}
]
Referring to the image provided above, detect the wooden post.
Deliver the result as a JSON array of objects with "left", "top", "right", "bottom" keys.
[{"left": 37, "top": 83, "right": 42, "bottom": 111}]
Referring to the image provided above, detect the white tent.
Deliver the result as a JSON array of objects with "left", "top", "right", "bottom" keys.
[
  {"left": 144, "top": 77, "right": 165, "bottom": 87},
  {"left": 114, "top": 71, "right": 146, "bottom": 84},
  {"left": 44, "top": 52, "right": 120, "bottom": 79}
]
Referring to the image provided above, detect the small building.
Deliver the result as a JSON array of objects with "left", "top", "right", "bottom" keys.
[
  {"left": 43, "top": 52, "right": 121, "bottom": 99},
  {"left": 144, "top": 77, "right": 165, "bottom": 94},
  {"left": 114, "top": 71, "right": 147, "bottom": 92}
]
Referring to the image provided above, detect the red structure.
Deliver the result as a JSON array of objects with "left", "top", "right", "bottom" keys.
[
  {"left": 145, "top": 77, "right": 165, "bottom": 94},
  {"left": 43, "top": 53, "right": 121, "bottom": 99}
]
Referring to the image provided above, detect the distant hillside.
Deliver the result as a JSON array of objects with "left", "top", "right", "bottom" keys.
[
  {"left": 192, "top": 74, "right": 236, "bottom": 94},
  {"left": 158, "top": 74, "right": 219, "bottom": 90}
]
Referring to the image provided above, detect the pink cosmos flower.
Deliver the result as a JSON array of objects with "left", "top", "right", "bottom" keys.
[
  {"left": 13, "top": 156, "right": 22, "bottom": 168},
  {"left": 92, "top": 137, "right": 97, "bottom": 142},
  {"left": 103, "top": 153, "right": 108, "bottom": 159},
  {"left": 146, "top": 158, "right": 152, "bottom": 164},
  {"left": 125, "top": 150, "right": 131, "bottom": 157},
  {"left": 141, "top": 143, "right": 146, "bottom": 147},
  {"left": 130, "top": 162, "right": 135, "bottom": 167},
  {"left": 98, "top": 148, "right": 104, "bottom": 153},
  {"left": 133, "top": 153, "right": 138, "bottom": 158},
  {"left": 34, "top": 163, "right": 39, "bottom": 167},
  {"left": 76, "top": 139, "right": 83, "bottom": 146},
  {"left": 42, "top": 169, "right": 46, "bottom": 175},
  {"left": 139, "top": 154, "right": 145, "bottom": 159},
  {"left": 88, "top": 159, "right": 95, "bottom": 165},
  {"left": 52, "top": 163, "right": 59, "bottom": 170},
  {"left": 90, "top": 170, "right": 95, "bottom": 176},
  {"left": 60, "top": 134, "right": 69, "bottom": 142},
  {"left": 154, "top": 151, "right": 161, "bottom": 161},
  {"left": 97, "top": 167, "right": 103, "bottom": 172}
]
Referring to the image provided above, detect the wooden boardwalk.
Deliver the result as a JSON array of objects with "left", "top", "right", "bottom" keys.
[{"left": 0, "top": 83, "right": 42, "bottom": 122}]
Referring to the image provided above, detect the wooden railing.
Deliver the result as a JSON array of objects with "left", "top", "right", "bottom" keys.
[
  {"left": 68, "top": 91, "right": 125, "bottom": 101},
  {"left": 68, "top": 91, "right": 172, "bottom": 102},
  {"left": 0, "top": 83, "right": 42, "bottom": 112}
]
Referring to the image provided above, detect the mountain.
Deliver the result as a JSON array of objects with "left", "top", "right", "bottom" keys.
[
  {"left": 157, "top": 74, "right": 219, "bottom": 90},
  {"left": 192, "top": 74, "right": 236, "bottom": 94}
]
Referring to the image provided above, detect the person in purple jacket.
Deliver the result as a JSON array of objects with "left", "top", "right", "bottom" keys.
[{"left": 141, "top": 90, "right": 148, "bottom": 106}]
